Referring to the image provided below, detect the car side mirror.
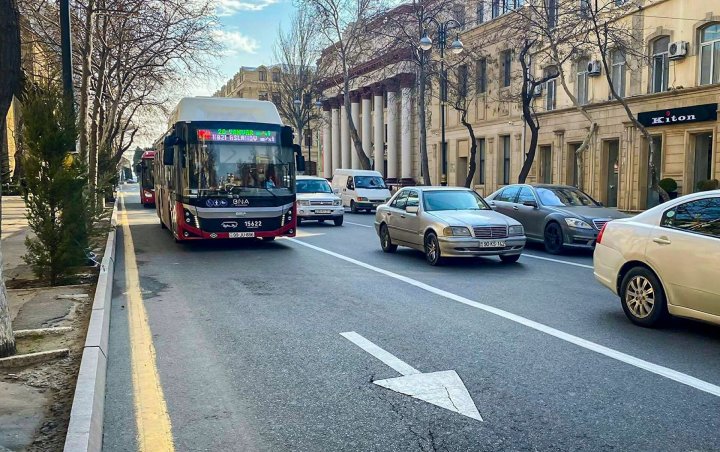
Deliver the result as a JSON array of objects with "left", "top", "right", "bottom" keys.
[
  {"left": 522, "top": 200, "right": 538, "bottom": 208},
  {"left": 405, "top": 205, "right": 419, "bottom": 214}
]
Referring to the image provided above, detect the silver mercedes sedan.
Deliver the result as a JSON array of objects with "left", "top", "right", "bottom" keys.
[{"left": 374, "top": 187, "right": 526, "bottom": 265}]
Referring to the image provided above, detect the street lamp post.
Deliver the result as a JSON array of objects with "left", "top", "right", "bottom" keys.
[{"left": 419, "top": 19, "right": 464, "bottom": 186}]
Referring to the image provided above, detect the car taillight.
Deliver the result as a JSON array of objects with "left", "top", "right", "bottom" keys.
[{"left": 597, "top": 222, "right": 608, "bottom": 244}]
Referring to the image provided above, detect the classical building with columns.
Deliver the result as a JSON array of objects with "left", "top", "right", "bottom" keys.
[
  {"left": 319, "top": 71, "right": 420, "bottom": 185},
  {"left": 433, "top": 0, "right": 720, "bottom": 211}
]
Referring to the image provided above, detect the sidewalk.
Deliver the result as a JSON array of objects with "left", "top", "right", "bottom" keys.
[{"left": 0, "top": 197, "right": 96, "bottom": 451}]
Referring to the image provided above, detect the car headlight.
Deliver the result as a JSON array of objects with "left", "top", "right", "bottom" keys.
[
  {"left": 565, "top": 218, "right": 592, "bottom": 229},
  {"left": 443, "top": 226, "right": 471, "bottom": 237},
  {"left": 508, "top": 225, "right": 524, "bottom": 236},
  {"left": 298, "top": 200, "right": 310, "bottom": 206},
  {"left": 333, "top": 199, "right": 342, "bottom": 206}
]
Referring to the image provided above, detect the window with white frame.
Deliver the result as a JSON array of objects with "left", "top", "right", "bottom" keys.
[
  {"left": 544, "top": 66, "right": 558, "bottom": 111},
  {"left": 651, "top": 37, "right": 669, "bottom": 93},
  {"left": 576, "top": 58, "right": 589, "bottom": 105},
  {"left": 611, "top": 49, "right": 626, "bottom": 97},
  {"left": 700, "top": 24, "right": 720, "bottom": 85}
]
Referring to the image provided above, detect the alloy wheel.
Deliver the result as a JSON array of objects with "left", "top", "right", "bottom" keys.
[{"left": 625, "top": 275, "right": 655, "bottom": 318}]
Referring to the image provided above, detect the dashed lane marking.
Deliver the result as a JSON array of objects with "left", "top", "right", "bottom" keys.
[{"left": 288, "top": 238, "right": 720, "bottom": 399}]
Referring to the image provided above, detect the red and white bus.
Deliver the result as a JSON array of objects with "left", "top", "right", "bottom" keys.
[
  {"left": 153, "top": 97, "right": 304, "bottom": 242},
  {"left": 137, "top": 150, "right": 156, "bottom": 207}
]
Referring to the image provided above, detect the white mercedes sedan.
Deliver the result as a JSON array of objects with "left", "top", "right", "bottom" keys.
[{"left": 593, "top": 190, "right": 720, "bottom": 327}]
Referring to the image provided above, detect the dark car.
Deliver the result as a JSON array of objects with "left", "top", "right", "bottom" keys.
[{"left": 486, "top": 184, "right": 629, "bottom": 254}]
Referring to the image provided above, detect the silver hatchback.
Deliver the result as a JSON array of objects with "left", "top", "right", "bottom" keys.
[{"left": 375, "top": 187, "right": 526, "bottom": 265}]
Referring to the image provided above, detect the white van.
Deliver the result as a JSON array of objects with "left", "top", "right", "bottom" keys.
[{"left": 331, "top": 169, "right": 392, "bottom": 213}]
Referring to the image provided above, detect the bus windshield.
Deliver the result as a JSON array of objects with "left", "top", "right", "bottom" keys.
[{"left": 190, "top": 143, "right": 295, "bottom": 195}]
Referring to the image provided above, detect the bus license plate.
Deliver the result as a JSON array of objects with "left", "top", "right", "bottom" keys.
[
  {"left": 479, "top": 240, "right": 505, "bottom": 248},
  {"left": 315, "top": 210, "right": 332, "bottom": 214},
  {"left": 229, "top": 232, "right": 255, "bottom": 238}
]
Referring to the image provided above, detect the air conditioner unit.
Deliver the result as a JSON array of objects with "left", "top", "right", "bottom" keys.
[
  {"left": 668, "top": 41, "right": 688, "bottom": 60},
  {"left": 533, "top": 85, "right": 543, "bottom": 97},
  {"left": 587, "top": 60, "right": 602, "bottom": 76}
]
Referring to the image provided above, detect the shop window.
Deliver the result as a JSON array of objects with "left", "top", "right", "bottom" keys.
[
  {"left": 700, "top": 24, "right": 720, "bottom": 85},
  {"left": 651, "top": 37, "right": 670, "bottom": 93}
]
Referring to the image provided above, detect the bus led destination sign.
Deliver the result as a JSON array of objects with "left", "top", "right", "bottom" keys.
[{"left": 197, "top": 128, "right": 278, "bottom": 143}]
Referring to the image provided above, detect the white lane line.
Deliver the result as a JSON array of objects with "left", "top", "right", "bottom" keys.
[
  {"left": 340, "top": 331, "right": 420, "bottom": 376},
  {"left": 288, "top": 238, "right": 720, "bottom": 398},
  {"left": 344, "top": 221, "right": 373, "bottom": 228},
  {"left": 522, "top": 253, "right": 593, "bottom": 269}
]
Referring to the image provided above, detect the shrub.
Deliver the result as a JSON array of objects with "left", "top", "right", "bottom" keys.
[
  {"left": 658, "top": 177, "right": 677, "bottom": 193},
  {"left": 697, "top": 179, "right": 720, "bottom": 192},
  {"left": 21, "top": 84, "right": 90, "bottom": 285}
]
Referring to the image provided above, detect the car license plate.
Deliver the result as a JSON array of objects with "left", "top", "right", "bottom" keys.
[
  {"left": 229, "top": 232, "right": 255, "bottom": 238},
  {"left": 315, "top": 209, "right": 332, "bottom": 214},
  {"left": 479, "top": 240, "right": 505, "bottom": 248}
]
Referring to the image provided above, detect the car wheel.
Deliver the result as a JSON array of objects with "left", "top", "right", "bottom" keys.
[
  {"left": 350, "top": 200, "right": 358, "bottom": 213},
  {"left": 543, "top": 222, "right": 564, "bottom": 254},
  {"left": 334, "top": 217, "right": 344, "bottom": 226},
  {"left": 620, "top": 267, "right": 669, "bottom": 327},
  {"left": 424, "top": 232, "right": 443, "bottom": 266},
  {"left": 379, "top": 224, "right": 397, "bottom": 253},
  {"left": 500, "top": 254, "right": 520, "bottom": 264}
]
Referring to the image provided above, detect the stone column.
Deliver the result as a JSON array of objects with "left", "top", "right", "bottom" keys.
[
  {"left": 361, "top": 89, "right": 373, "bottom": 162},
  {"left": 399, "top": 75, "right": 414, "bottom": 183},
  {"left": 372, "top": 84, "right": 385, "bottom": 177},
  {"left": 386, "top": 79, "right": 399, "bottom": 183},
  {"left": 331, "top": 100, "right": 340, "bottom": 175},
  {"left": 350, "top": 92, "right": 361, "bottom": 169},
  {"left": 340, "top": 99, "right": 351, "bottom": 169},
  {"left": 322, "top": 102, "right": 332, "bottom": 179}
]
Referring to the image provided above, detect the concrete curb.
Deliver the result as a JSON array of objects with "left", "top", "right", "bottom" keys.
[{"left": 64, "top": 198, "right": 119, "bottom": 452}]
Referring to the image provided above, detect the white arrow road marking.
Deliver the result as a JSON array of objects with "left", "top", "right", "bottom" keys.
[{"left": 341, "top": 331, "right": 483, "bottom": 421}]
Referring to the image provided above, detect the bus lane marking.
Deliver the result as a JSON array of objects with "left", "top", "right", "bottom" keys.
[
  {"left": 120, "top": 193, "right": 175, "bottom": 451},
  {"left": 288, "top": 238, "right": 720, "bottom": 399}
]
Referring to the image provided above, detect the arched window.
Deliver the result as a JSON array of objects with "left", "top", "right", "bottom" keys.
[
  {"left": 700, "top": 24, "right": 720, "bottom": 85},
  {"left": 651, "top": 36, "right": 669, "bottom": 93}
]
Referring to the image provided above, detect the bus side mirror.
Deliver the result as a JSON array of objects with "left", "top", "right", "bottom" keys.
[
  {"left": 293, "top": 144, "right": 305, "bottom": 172},
  {"left": 281, "top": 126, "right": 294, "bottom": 147},
  {"left": 162, "top": 136, "right": 175, "bottom": 165}
]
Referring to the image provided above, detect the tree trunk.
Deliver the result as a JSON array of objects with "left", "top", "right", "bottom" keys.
[
  {"left": 418, "top": 54, "right": 431, "bottom": 185},
  {"left": 77, "top": 0, "right": 94, "bottom": 163},
  {"left": 460, "top": 110, "right": 477, "bottom": 188},
  {"left": 0, "top": 0, "right": 21, "bottom": 358}
]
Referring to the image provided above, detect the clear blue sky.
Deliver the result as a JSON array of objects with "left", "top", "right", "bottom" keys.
[{"left": 202, "top": 0, "right": 296, "bottom": 95}]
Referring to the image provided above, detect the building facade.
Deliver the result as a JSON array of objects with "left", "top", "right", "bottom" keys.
[
  {"left": 434, "top": 0, "right": 720, "bottom": 211},
  {"left": 215, "top": 65, "right": 323, "bottom": 174},
  {"left": 318, "top": 0, "right": 720, "bottom": 211}
]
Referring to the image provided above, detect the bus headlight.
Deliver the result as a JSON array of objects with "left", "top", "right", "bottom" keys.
[{"left": 183, "top": 209, "right": 200, "bottom": 229}]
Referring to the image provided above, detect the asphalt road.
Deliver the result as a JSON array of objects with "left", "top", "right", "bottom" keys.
[{"left": 103, "top": 184, "right": 720, "bottom": 452}]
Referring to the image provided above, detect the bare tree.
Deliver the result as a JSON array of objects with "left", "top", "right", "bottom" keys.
[
  {"left": 585, "top": 0, "right": 668, "bottom": 203},
  {"left": 0, "top": 0, "right": 21, "bottom": 357},
  {"left": 303, "top": 0, "right": 389, "bottom": 170},
  {"left": 269, "top": 9, "right": 323, "bottom": 172}
]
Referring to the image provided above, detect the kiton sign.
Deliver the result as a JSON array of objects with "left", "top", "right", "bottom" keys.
[{"left": 638, "top": 103, "right": 718, "bottom": 128}]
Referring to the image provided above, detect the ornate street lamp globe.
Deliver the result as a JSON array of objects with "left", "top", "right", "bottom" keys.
[
  {"left": 419, "top": 33, "right": 433, "bottom": 51},
  {"left": 450, "top": 37, "right": 464, "bottom": 55}
]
